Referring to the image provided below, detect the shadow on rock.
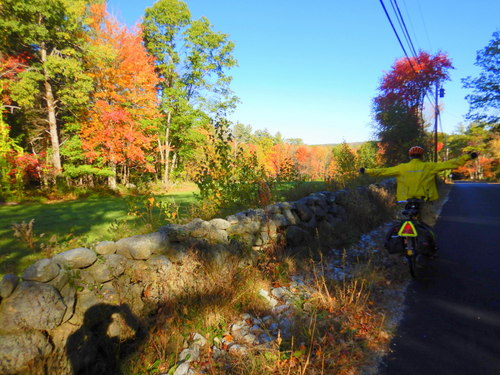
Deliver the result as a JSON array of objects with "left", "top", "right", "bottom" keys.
[{"left": 66, "top": 303, "right": 145, "bottom": 375}]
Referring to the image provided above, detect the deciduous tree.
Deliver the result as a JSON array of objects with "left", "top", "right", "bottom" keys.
[
  {"left": 0, "top": 0, "right": 97, "bottom": 173},
  {"left": 81, "top": 4, "right": 160, "bottom": 188},
  {"left": 462, "top": 31, "right": 500, "bottom": 130},
  {"left": 373, "top": 51, "right": 453, "bottom": 164},
  {"left": 142, "top": 0, "right": 238, "bottom": 184}
]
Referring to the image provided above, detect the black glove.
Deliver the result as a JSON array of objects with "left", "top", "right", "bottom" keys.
[
  {"left": 468, "top": 152, "right": 478, "bottom": 159},
  {"left": 359, "top": 167, "right": 366, "bottom": 174}
]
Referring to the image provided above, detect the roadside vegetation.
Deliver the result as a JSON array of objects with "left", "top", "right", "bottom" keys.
[{"left": 0, "top": 0, "right": 498, "bottom": 373}]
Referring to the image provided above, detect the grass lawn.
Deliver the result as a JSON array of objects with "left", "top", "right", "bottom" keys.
[
  {"left": 0, "top": 184, "right": 199, "bottom": 277},
  {"left": 0, "top": 180, "right": 333, "bottom": 277}
]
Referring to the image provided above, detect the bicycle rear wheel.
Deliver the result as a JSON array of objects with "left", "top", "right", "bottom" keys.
[
  {"left": 408, "top": 254, "right": 418, "bottom": 278},
  {"left": 405, "top": 237, "right": 419, "bottom": 278}
]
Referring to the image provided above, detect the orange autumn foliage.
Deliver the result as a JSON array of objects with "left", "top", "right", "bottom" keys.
[{"left": 81, "top": 4, "right": 160, "bottom": 171}]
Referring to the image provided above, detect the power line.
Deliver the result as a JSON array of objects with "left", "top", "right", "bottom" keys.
[
  {"left": 378, "top": 0, "right": 417, "bottom": 73},
  {"left": 379, "top": 0, "right": 439, "bottom": 112},
  {"left": 391, "top": 0, "right": 419, "bottom": 58}
]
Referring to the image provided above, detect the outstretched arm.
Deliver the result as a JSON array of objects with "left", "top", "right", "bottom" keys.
[
  {"left": 364, "top": 165, "right": 401, "bottom": 177},
  {"left": 433, "top": 153, "right": 476, "bottom": 172}
]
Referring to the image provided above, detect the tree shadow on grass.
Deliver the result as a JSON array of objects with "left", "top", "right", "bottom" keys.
[{"left": 66, "top": 303, "right": 146, "bottom": 375}]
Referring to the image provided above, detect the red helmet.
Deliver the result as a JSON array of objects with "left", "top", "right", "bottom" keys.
[{"left": 408, "top": 146, "right": 424, "bottom": 156}]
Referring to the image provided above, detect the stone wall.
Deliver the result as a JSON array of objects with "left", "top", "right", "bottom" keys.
[{"left": 0, "top": 181, "right": 395, "bottom": 374}]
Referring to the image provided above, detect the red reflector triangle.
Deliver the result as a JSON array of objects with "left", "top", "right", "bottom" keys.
[
  {"left": 398, "top": 221, "right": 417, "bottom": 236},
  {"left": 402, "top": 223, "right": 415, "bottom": 234}
]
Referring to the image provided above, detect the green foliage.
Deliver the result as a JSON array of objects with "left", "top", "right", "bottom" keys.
[
  {"left": 462, "top": 31, "right": 500, "bottom": 129},
  {"left": 0, "top": 93, "right": 24, "bottom": 200},
  {"left": 331, "top": 141, "right": 358, "bottom": 184},
  {"left": 0, "top": 0, "right": 95, "bottom": 172},
  {"left": 193, "top": 120, "right": 268, "bottom": 216},
  {"left": 142, "top": 0, "right": 238, "bottom": 182},
  {"left": 356, "top": 141, "right": 380, "bottom": 169},
  {"left": 126, "top": 196, "right": 181, "bottom": 231},
  {"left": 62, "top": 164, "right": 114, "bottom": 178}
]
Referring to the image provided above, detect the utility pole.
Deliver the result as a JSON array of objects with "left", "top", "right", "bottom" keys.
[
  {"left": 434, "top": 83, "right": 445, "bottom": 162},
  {"left": 434, "top": 82, "right": 439, "bottom": 162}
]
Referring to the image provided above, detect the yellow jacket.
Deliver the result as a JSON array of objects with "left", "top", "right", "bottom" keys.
[{"left": 365, "top": 154, "right": 472, "bottom": 201}]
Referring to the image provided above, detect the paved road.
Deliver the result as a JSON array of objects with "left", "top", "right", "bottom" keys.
[{"left": 380, "top": 182, "right": 500, "bottom": 375}]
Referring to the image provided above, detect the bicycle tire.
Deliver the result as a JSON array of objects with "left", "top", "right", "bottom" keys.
[
  {"left": 406, "top": 237, "right": 418, "bottom": 278},
  {"left": 408, "top": 254, "right": 418, "bottom": 278}
]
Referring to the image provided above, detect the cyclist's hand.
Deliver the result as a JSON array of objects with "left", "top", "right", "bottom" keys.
[
  {"left": 468, "top": 152, "right": 478, "bottom": 159},
  {"left": 359, "top": 167, "right": 366, "bottom": 174}
]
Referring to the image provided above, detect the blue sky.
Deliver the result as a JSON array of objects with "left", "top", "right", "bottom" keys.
[{"left": 107, "top": 0, "right": 499, "bottom": 145}]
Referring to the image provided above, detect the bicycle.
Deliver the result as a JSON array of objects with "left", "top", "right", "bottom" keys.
[{"left": 384, "top": 198, "right": 437, "bottom": 278}]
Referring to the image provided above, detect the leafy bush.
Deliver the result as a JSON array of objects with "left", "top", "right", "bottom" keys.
[{"left": 193, "top": 120, "right": 271, "bottom": 217}]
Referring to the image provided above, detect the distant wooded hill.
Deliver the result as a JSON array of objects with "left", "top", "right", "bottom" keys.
[{"left": 312, "top": 141, "right": 367, "bottom": 149}]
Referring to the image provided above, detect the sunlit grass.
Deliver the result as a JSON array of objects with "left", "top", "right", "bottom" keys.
[{"left": 0, "top": 186, "right": 199, "bottom": 277}]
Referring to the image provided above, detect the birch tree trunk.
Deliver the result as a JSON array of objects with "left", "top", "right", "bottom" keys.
[{"left": 161, "top": 111, "right": 172, "bottom": 186}]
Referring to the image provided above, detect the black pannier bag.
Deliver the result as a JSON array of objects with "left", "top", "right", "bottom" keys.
[
  {"left": 384, "top": 222, "right": 436, "bottom": 255},
  {"left": 384, "top": 223, "right": 405, "bottom": 254},
  {"left": 415, "top": 223, "right": 437, "bottom": 255}
]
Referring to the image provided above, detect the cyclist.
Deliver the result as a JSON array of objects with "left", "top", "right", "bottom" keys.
[
  {"left": 359, "top": 146, "right": 477, "bottom": 208},
  {"left": 359, "top": 146, "right": 477, "bottom": 255}
]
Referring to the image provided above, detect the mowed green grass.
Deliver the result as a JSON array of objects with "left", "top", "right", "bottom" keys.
[
  {"left": 0, "top": 187, "right": 199, "bottom": 277},
  {"left": 0, "top": 181, "right": 330, "bottom": 277}
]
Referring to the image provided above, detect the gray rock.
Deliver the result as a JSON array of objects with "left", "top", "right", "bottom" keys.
[
  {"left": 259, "top": 289, "right": 278, "bottom": 307},
  {"left": 86, "top": 254, "right": 126, "bottom": 283},
  {"left": 146, "top": 254, "right": 172, "bottom": 273},
  {"left": 285, "top": 225, "right": 311, "bottom": 246},
  {"left": 295, "top": 202, "right": 313, "bottom": 222},
  {"left": 179, "top": 345, "right": 200, "bottom": 362},
  {"left": 22, "top": 258, "right": 60, "bottom": 282},
  {"left": 242, "top": 332, "right": 259, "bottom": 344},
  {"left": 254, "top": 231, "right": 270, "bottom": 246},
  {"left": 188, "top": 219, "right": 211, "bottom": 238},
  {"left": 116, "top": 231, "right": 169, "bottom": 260},
  {"left": 94, "top": 241, "right": 117, "bottom": 255},
  {"left": 264, "top": 204, "right": 280, "bottom": 215},
  {"left": 0, "top": 274, "right": 19, "bottom": 299},
  {"left": 227, "top": 220, "right": 262, "bottom": 235},
  {"left": 259, "top": 333, "right": 273, "bottom": 343},
  {"left": 271, "top": 213, "right": 289, "bottom": 228},
  {"left": 85, "top": 259, "right": 113, "bottom": 283},
  {"left": 173, "top": 362, "right": 195, "bottom": 375},
  {"left": 59, "top": 283, "right": 76, "bottom": 323},
  {"left": 105, "top": 254, "right": 127, "bottom": 276},
  {"left": 47, "top": 268, "right": 70, "bottom": 292},
  {"left": 310, "top": 205, "right": 327, "bottom": 219},
  {"left": 282, "top": 207, "right": 299, "bottom": 225},
  {"left": 0, "top": 281, "right": 66, "bottom": 332},
  {"left": 68, "top": 290, "right": 100, "bottom": 326},
  {"left": 272, "top": 304, "right": 291, "bottom": 314},
  {"left": 308, "top": 193, "right": 328, "bottom": 207},
  {"left": 161, "top": 224, "right": 190, "bottom": 242},
  {"left": 334, "top": 189, "right": 349, "bottom": 205},
  {"left": 53, "top": 248, "right": 97, "bottom": 269},
  {"left": 190, "top": 332, "right": 208, "bottom": 347},
  {"left": 71, "top": 269, "right": 96, "bottom": 291},
  {"left": 0, "top": 331, "right": 53, "bottom": 375},
  {"left": 99, "top": 283, "right": 120, "bottom": 305},
  {"left": 271, "top": 287, "right": 288, "bottom": 299},
  {"left": 116, "top": 245, "right": 132, "bottom": 259},
  {"left": 211, "top": 229, "right": 230, "bottom": 244},
  {"left": 209, "top": 218, "right": 231, "bottom": 230}
]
